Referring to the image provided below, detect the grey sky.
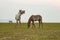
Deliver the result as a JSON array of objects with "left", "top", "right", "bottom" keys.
[{"left": 0, "top": 0, "right": 60, "bottom": 22}]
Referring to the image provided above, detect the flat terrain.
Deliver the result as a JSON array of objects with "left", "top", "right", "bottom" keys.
[{"left": 0, "top": 23, "right": 60, "bottom": 40}]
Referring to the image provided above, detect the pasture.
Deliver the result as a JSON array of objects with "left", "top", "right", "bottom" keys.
[{"left": 0, "top": 23, "right": 60, "bottom": 40}]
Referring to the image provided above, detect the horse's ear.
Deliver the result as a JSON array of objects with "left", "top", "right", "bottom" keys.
[{"left": 19, "top": 10, "right": 22, "bottom": 12}]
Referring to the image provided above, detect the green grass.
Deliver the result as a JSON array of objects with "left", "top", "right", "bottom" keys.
[{"left": 0, "top": 23, "right": 60, "bottom": 40}]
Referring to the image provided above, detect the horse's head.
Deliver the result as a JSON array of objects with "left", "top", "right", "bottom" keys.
[{"left": 19, "top": 10, "right": 25, "bottom": 15}]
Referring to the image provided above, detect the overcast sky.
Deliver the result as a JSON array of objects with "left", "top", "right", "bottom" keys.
[{"left": 0, "top": 0, "right": 60, "bottom": 22}]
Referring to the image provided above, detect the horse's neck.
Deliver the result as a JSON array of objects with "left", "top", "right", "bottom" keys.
[{"left": 28, "top": 18, "right": 31, "bottom": 24}]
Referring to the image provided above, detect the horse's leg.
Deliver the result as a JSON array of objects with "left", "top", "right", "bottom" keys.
[
  {"left": 41, "top": 19, "right": 43, "bottom": 29},
  {"left": 15, "top": 20, "right": 18, "bottom": 28},
  {"left": 19, "top": 19, "right": 21, "bottom": 24},
  {"left": 32, "top": 21, "right": 35, "bottom": 28},
  {"left": 19, "top": 20, "right": 21, "bottom": 27},
  {"left": 39, "top": 20, "right": 40, "bottom": 28}
]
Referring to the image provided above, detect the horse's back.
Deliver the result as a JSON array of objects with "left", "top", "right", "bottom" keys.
[
  {"left": 30, "top": 15, "right": 42, "bottom": 21},
  {"left": 31, "top": 15, "right": 42, "bottom": 18}
]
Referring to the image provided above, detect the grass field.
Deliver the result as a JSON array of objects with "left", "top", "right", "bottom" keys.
[{"left": 0, "top": 23, "right": 60, "bottom": 40}]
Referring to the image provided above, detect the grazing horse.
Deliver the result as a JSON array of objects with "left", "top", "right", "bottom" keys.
[
  {"left": 15, "top": 10, "right": 25, "bottom": 27},
  {"left": 28, "top": 15, "right": 43, "bottom": 28}
]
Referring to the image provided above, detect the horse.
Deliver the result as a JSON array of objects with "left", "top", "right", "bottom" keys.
[
  {"left": 15, "top": 10, "right": 25, "bottom": 27},
  {"left": 28, "top": 15, "right": 43, "bottom": 28}
]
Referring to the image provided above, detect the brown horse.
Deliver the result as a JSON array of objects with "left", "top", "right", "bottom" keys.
[{"left": 28, "top": 15, "right": 43, "bottom": 28}]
